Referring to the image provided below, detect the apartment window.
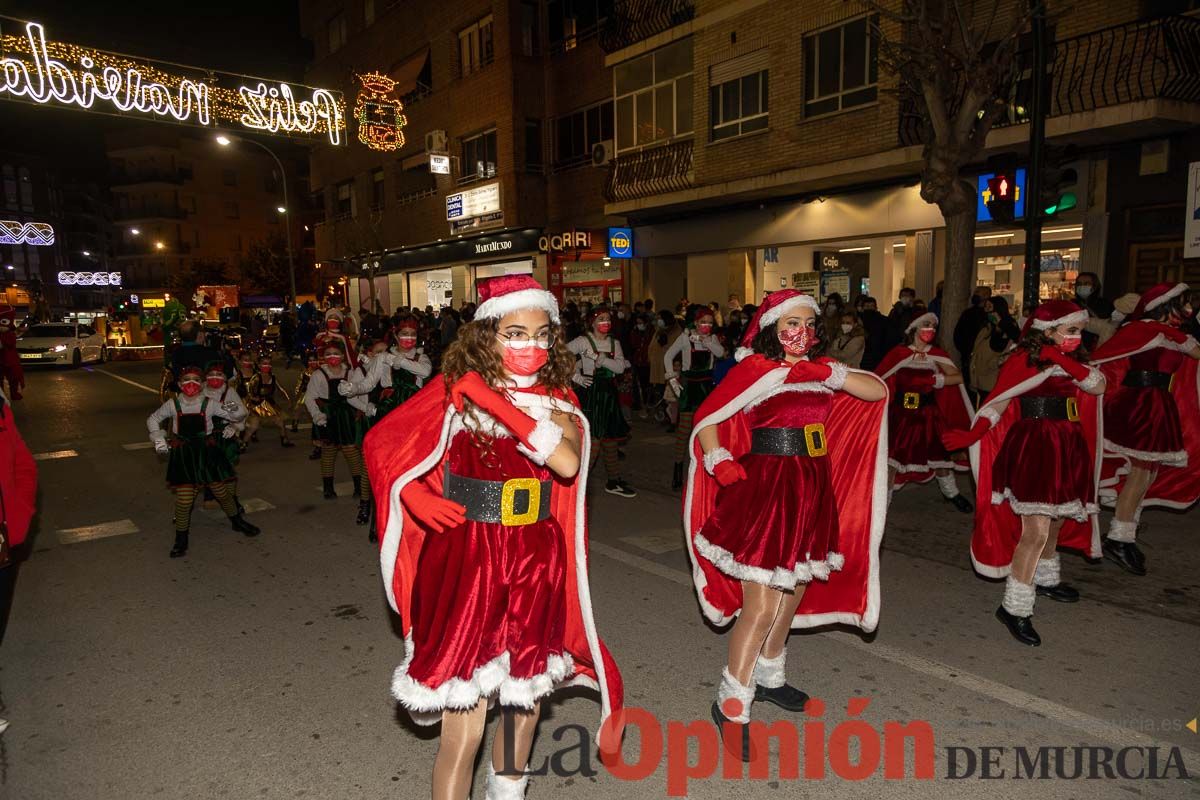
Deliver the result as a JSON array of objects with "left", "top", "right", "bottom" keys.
[
  {"left": 193, "top": 230, "right": 200, "bottom": 247},
  {"left": 364, "top": 0, "right": 375, "bottom": 26},
  {"left": 709, "top": 52, "right": 769, "bottom": 141},
  {"left": 183, "top": 196, "right": 196, "bottom": 213},
  {"left": 462, "top": 129, "right": 498, "bottom": 181},
  {"left": 336, "top": 180, "right": 355, "bottom": 217},
  {"left": 525, "top": 119, "right": 544, "bottom": 173},
  {"left": 520, "top": 1, "right": 541, "bottom": 57},
  {"left": 328, "top": 12, "right": 348, "bottom": 54},
  {"left": 222, "top": 168, "right": 237, "bottom": 187},
  {"left": 614, "top": 37, "right": 693, "bottom": 153},
  {"left": 223, "top": 201, "right": 239, "bottom": 219},
  {"left": 2, "top": 165, "right": 16, "bottom": 209},
  {"left": 371, "top": 169, "right": 386, "bottom": 209},
  {"left": 803, "top": 15, "right": 878, "bottom": 118},
  {"left": 458, "top": 15, "right": 494, "bottom": 77},
  {"left": 554, "top": 102, "right": 613, "bottom": 169},
  {"left": 548, "top": 0, "right": 613, "bottom": 52},
  {"left": 17, "top": 167, "right": 33, "bottom": 211}
]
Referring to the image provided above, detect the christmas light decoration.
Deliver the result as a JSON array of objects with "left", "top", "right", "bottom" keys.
[
  {"left": 58, "top": 271, "right": 122, "bottom": 286},
  {"left": 354, "top": 72, "right": 406, "bottom": 152},
  {"left": 0, "top": 19, "right": 346, "bottom": 145},
  {"left": 0, "top": 220, "right": 54, "bottom": 246}
]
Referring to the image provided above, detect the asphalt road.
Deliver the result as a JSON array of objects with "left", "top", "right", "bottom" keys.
[{"left": 1, "top": 359, "right": 1198, "bottom": 799}]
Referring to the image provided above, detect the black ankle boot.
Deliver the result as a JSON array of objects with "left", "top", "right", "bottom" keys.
[
  {"left": 1036, "top": 583, "right": 1080, "bottom": 603},
  {"left": 352, "top": 476, "right": 362, "bottom": 498},
  {"left": 947, "top": 493, "right": 973, "bottom": 513},
  {"left": 368, "top": 519, "right": 378, "bottom": 544},
  {"left": 671, "top": 462, "right": 684, "bottom": 490},
  {"left": 323, "top": 477, "right": 336, "bottom": 499},
  {"left": 1102, "top": 539, "right": 1147, "bottom": 576},
  {"left": 169, "top": 530, "right": 189, "bottom": 558},
  {"left": 309, "top": 446, "right": 322, "bottom": 460},
  {"left": 755, "top": 683, "right": 810, "bottom": 712},
  {"left": 995, "top": 606, "right": 1041, "bottom": 646},
  {"left": 230, "top": 514, "right": 261, "bottom": 537},
  {"left": 356, "top": 500, "right": 371, "bottom": 525},
  {"left": 710, "top": 702, "right": 755, "bottom": 763}
]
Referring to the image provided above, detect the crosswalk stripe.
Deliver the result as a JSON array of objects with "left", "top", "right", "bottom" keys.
[
  {"left": 122, "top": 442, "right": 154, "bottom": 450},
  {"left": 202, "top": 497, "right": 275, "bottom": 516},
  {"left": 94, "top": 368, "right": 159, "bottom": 394},
  {"left": 57, "top": 519, "right": 140, "bottom": 545},
  {"left": 33, "top": 449, "right": 79, "bottom": 461}
]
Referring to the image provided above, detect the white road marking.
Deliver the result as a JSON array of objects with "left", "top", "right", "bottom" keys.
[
  {"left": 94, "top": 368, "right": 159, "bottom": 394},
  {"left": 122, "top": 442, "right": 154, "bottom": 451},
  {"left": 33, "top": 449, "right": 78, "bottom": 461},
  {"left": 313, "top": 481, "right": 356, "bottom": 496},
  {"left": 202, "top": 497, "right": 275, "bottom": 516},
  {"left": 57, "top": 518, "right": 140, "bottom": 545},
  {"left": 588, "top": 541, "right": 1200, "bottom": 761},
  {"left": 619, "top": 533, "right": 681, "bottom": 554}
]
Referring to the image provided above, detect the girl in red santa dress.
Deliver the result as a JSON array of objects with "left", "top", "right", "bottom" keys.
[
  {"left": 363, "top": 275, "right": 623, "bottom": 800},
  {"left": 944, "top": 301, "right": 1106, "bottom": 646},
  {"left": 684, "top": 290, "right": 888, "bottom": 762},
  {"left": 875, "top": 312, "right": 974, "bottom": 510},
  {"left": 1089, "top": 282, "right": 1200, "bottom": 576}
]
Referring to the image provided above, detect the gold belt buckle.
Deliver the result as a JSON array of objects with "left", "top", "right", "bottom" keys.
[
  {"left": 1169, "top": 373, "right": 1176, "bottom": 392},
  {"left": 1065, "top": 397, "right": 1080, "bottom": 422},
  {"left": 500, "top": 477, "right": 541, "bottom": 526},
  {"left": 902, "top": 392, "right": 920, "bottom": 410},
  {"left": 803, "top": 423, "right": 828, "bottom": 457}
]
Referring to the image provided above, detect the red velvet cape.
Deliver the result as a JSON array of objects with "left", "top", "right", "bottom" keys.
[
  {"left": 1090, "top": 321, "right": 1200, "bottom": 510},
  {"left": 363, "top": 376, "right": 623, "bottom": 737},
  {"left": 967, "top": 356, "right": 1102, "bottom": 577},
  {"left": 875, "top": 344, "right": 972, "bottom": 485},
  {"left": 684, "top": 354, "right": 889, "bottom": 631}
]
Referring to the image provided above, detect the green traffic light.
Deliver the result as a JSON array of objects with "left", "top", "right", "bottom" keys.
[{"left": 1043, "top": 191, "right": 1077, "bottom": 217}]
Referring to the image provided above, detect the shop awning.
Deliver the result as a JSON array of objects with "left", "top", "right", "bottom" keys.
[{"left": 389, "top": 48, "right": 430, "bottom": 96}]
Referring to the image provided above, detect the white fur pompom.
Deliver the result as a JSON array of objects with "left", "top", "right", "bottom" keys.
[{"left": 735, "top": 347, "right": 754, "bottom": 362}]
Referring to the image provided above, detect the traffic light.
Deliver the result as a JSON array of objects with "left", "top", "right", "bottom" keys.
[
  {"left": 986, "top": 172, "right": 1017, "bottom": 224},
  {"left": 1041, "top": 144, "right": 1079, "bottom": 218}
]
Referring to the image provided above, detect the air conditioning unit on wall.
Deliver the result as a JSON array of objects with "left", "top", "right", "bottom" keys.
[
  {"left": 591, "top": 140, "right": 614, "bottom": 167},
  {"left": 425, "top": 130, "right": 448, "bottom": 153}
]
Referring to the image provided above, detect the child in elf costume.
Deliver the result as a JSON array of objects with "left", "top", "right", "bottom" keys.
[
  {"left": 567, "top": 307, "right": 636, "bottom": 498},
  {"left": 665, "top": 305, "right": 725, "bottom": 489}
]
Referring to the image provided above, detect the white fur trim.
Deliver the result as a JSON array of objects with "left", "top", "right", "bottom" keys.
[
  {"left": 1031, "top": 309, "right": 1088, "bottom": 330},
  {"left": 1077, "top": 368, "right": 1105, "bottom": 393},
  {"left": 487, "top": 762, "right": 530, "bottom": 800},
  {"left": 1143, "top": 282, "right": 1189, "bottom": 313},
  {"left": 752, "top": 652, "right": 786, "bottom": 690},
  {"left": 990, "top": 489, "right": 1096, "bottom": 521},
  {"left": 718, "top": 668, "right": 755, "bottom": 723},
  {"left": 1033, "top": 555, "right": 1061, "bottom": 588},
  {"left": 933, "top": 372, "right": 946, "bottom": 390},
  {"left": 1102, "top": 439, "right": 1187, "bottom": 467},
  {"left": 516, "top": 416, "right": 563, "bottom": 465},
  {"left": 475, "top": 288, "right": 561, "bottom": 324},
  {"left": 759, "top": 294, "right": 820, "bottom": 328},
  {"left": 703, "top": 447, "right": 734, "bottom": 476},
  {"left": 1107, "top": 518, "right": 1138, "bottom": 543},
  {"left": 888, "top": 458, "right": 966, "bottom": 474},
  {"left": 824, "top": 361, "right": 848, "bottom": 391},
  {"left": 1003, "top": 577, "right": 1036, "bottom": 617},
  {"left": 905, "top": 312, "right": 939, "bottom": 333},
  {"left": 694, "top": 532, "right": 842, "bottom": 590},
  {"left": 734, "top": 346, "right": 754, "bottom": 362},
  {"left": 1111, "top": 310, "right": 1126, "bottom": 323},
  {"left": 978, "top": 405, "right": 1002, "bottom": 425},
  {"left": 743, "top": 381, "right": 830, "bottom": 410},
  {"left": 936, "top": 473, "right": 960, "bottom": 498}
]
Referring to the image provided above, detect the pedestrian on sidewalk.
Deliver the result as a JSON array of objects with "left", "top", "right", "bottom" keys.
[
  {"left": 683, "top": 290, "right": 888, "bottom": 762},
  {"left": 0, "top": 388, "right": 36, "bottom": 735},
  {"left": 945, "top": 301, "right": 1106, "bottom": 646},
  {"left": 568, "top": 307, "right": 636, "bottom": 497},
  {"left": 665, "top": 305, "right": 725, "bottom": 489},
  {"left": 362, "top": 275, "right": 624, "bottom": 800},
  {"left": 305, "top": 341, "right": 372, "bottom": 501}
]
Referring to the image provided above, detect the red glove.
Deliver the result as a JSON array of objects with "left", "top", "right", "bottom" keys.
[
  {"left": 713, "top": 459, "right": 747, "bottom": 487},
  {"left": 786, "top": 359, "right": 832, "bottom": 384},
  {"left": 942, "top": 418, "right": 992, "bottom": 452},
  {"left": 905, "top": 372, "right": 938, "bottom": 392},
  {"left": 1038, "top": 345, "right": 1091, "bottom": 382},
  {"left": 450, "top": 371, "right": 538, "bottom": 447},
  {"left": 400, "top": 483, "right": 466, "bottom": 533}
]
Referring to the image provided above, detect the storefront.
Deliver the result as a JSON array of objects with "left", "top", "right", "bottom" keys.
[{"left": 544, "top": 228, "right": 629, "bottom": 306}]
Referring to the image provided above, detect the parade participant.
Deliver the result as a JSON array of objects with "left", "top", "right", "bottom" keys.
[
  {"left": 204, "top": 363, "right": 249, "bottom": 516},
  {"left": 293, "top": 352, "right": 323, "bottom": 460},
  {"left": 147, "top": 365, "right": 260, "bottom": 558},
  {"left": 567, "top": 308, "right": 636, "bottom": 498},
  {"left": 875, "top": 312, "right": 973, "bottom": 510},
  {"left": 945, "top": 301, "right": 1105, "bottom": 646},
  {"left": 243, "top": 354, "right": 294, "bottom": 448},
  {"left": 665, "top": 305, "right": 726, "bottom": 489},
  {"left": 363, "top": 275, "right": 623, "bottom": 800},
  {"left": 233, "top": 351, "right": 255, "bottom": 402},
  {"left": 1090, "top": 282, "right": 1200, "bottom": 575},
  {"left": 0, "top": 304, "right": 25, "bottom": 401},
  {"left": 684, "top": 289, "right": 888, "bottom": 761},
  {"left": 314, "top": 308, "right": 358, "bottom": 366},
  {"left": 340, "top": 335, "right": 386, "bottom": 527},
  {"left": 305, "top": 341, "right": 372, "bottom": 500}
]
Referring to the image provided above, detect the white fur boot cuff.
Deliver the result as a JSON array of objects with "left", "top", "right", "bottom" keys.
[
  {"left": 717, "top": 668, "right": 755, "bottom": 724},
  {"left": 1033, "top": 555, "right": 1061, "bottom": 588},
  {"left": 753, "top": 652, "right": 786, "bottom": 689},
  {"left": 936, "top": 473, "right": 960, "bottom": 498},
  {"left": 1107, "top": 518, "right": 1138, "bottom": 543},
  {"left": 1003, "top": 577, "right": 1036, "bottom": 618},
  {"left": 486, "top": 763, "right": 529, "bottom": 800}
]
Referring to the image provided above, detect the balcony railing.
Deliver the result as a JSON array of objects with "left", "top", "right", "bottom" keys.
[
  {"left": 603, "top": 139, "right": 693, "bottom": 203},
  {"left": 599, "top": 0, "right": 694, "bottom": 54},
  {"left": 898, "top": 15, "right": 1200, "bottom": 146},
  {"left": 110, "top": 167, "right": 192, "bottom": 186}
]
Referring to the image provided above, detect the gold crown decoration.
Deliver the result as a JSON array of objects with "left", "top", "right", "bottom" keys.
[{"left": 357, "top": 72, "right": 397, "bottom": 93}]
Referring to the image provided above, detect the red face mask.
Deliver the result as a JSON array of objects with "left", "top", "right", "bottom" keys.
[
  {"left": 1057, "top": 334, "right": 1083, "bottom": 352},
  {"left": 325, "top": 355, "right": 343, "bottom": 367},
  {"left": 327, "top": 320, "right": 341, "bottom": 331},
  {"left": 397, "top": 336, "right": 417, "bottom": 350},
  {"left": 778, "top": 326, "right": 814, "bottom": 356},
  {"left": 206, "top": 377, "right": 225, "bottom": 389},
  {"left": 697, "top": 322, "right": 713, "bottom": 335},
  {"left": 917, "top": 328, "right": 937, "bottom": 343},
  {"left": 501, "top": 343, "right": 549, "bottom": 376},
  {"left": 595, "top": 321, "right": 612, "bottom": 334},
  {"left": 180, "top": 381, "right": 203, "bottom": 397},
  {"left": 259, "top": 365, "right": 272, "bottom": 373}
]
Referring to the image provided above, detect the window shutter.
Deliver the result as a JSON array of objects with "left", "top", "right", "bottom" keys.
[{"left": 709, "top": 49, "right": 769, "bottom": 85}]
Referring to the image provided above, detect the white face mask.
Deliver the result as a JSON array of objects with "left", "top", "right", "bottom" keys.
[
  {"left": 840, "top": 323, "right": 853, "bottom": 334},
  {"left": 1076, "top": 285, "right": 1093, "bottom": 299}
]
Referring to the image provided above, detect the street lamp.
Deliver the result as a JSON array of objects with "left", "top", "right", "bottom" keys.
[
  {"left": 216, "top": 132, "right": 297, "bottom": 308},
  {"left": 154, "top": 241, "right": 165, "bottom": 250},
  {"left": 82, "top": 250, "right": 91, "bottom": 256},
  {"left": 130, "top": 228, "right": 140, "bottom": 236}
]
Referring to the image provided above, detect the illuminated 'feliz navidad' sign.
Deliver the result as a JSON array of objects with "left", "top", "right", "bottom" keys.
[{"left": 0, "top": 19, "right": 347, "bottom": 145}]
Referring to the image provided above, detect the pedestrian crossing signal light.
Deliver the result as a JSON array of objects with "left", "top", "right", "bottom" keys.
[
  {"left": 986, "top": 173, "right": 1017, "bottom": 224},
  {"left": 1041, "top": 146, "right": 1079, "bottom": 219}
]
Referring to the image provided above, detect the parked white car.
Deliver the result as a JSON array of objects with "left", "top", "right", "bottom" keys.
[{"left": 17, "top": 322, "right": 107, "bottom": 367}]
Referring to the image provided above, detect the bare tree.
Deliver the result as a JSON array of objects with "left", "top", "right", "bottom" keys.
[
  {"left": 868, "top": 0, "right": 1032, "bottom": 351},
  {"left": 337, "top": 209, "right": 390, "bottom": 313}
]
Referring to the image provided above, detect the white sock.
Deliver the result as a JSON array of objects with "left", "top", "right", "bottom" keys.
[
  {"left": 1107, "top": 519, "right": 1137, "bottom": 543},
  {"left": 1002, "top": 576, "right": 1036, "bottom": 617},
  {"left": 753, "top": 651, "right": 786, "bottom": 689},
  {"left": 1033, "top": 554, "right": 1061, "bottom": 588},
  {"left": 485, "top": 762, "right": 528, "bottom": 800},
  {"left": 936, "top": 473, "right": 960, "bottom": 499},
  {"left": 717, "top": 668, "right": 755, "bottom": 724}
]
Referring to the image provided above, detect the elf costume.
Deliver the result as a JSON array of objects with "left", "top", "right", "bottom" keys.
[{"left": 665, "top": 307, "right": 725, "bottom": 489}]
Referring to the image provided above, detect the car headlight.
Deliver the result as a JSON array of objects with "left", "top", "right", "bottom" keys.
[{"left": 52, "top": 344, "right": 67, "bottom": 353}]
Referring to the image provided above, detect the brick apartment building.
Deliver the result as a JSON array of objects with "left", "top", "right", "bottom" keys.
[{"left": 303, "top": 0, "right": 1200, "bottom": 315}]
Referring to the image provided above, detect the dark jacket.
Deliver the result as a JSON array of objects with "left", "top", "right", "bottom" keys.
[{"left": 858, "top": 310, "right": 893, "bottom": 371}]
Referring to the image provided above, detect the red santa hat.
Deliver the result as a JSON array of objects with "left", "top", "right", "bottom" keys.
[
  {"left": 905, "top": 312, "right": 939, "bottom": 333},
  {"left": 1131, "top": 282, "right": 1189, "bottom": 321},
  {"left": 736, "top": 289, "right": 820, "bottom": 361},
  {"left": 1021, "top": 299, "right": 1089, "bottom": 335},
  {"left": 474, "top": 274, "right": 560, "bottom": 324},
  {"left": 178, "top": 365, "right": 204, "bottom": 381}
]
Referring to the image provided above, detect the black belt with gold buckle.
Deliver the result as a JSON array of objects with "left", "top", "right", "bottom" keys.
[
  {"left": 1123, "top": 370, "right": 1172, "bottom": 389},
  {"left": 750, "top": 425, "right": 828, "bottom": 457},
  {"left": 444, "top": 470, "right": 552, "bottom": 526},
  {"left": 1019, "top": 396, "right": 1080, "bottom": 421},
  {"left": 896, "top": 391, "right": 934, "bottom": 410}
]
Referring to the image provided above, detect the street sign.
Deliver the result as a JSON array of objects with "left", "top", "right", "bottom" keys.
[
  {"left": 430, "top": 154, "right": 450, "bottom": 174},
  {"left": 446, "top": 182, "right": 500, "bottom": 222}
]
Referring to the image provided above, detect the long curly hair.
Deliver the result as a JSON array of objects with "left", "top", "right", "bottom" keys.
[
  {"left": 750, "top": 320, "right": 827, "bottom": 361},
  {"left": 1019, "top": 327, "right": 1089, "bottom": 369}
]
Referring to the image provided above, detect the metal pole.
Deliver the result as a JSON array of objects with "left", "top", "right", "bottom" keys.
[
  {"left": 240, "top": 138, "right": 297, "bottom": 309},
  {"left": 1022, "top": 0, "right": 1048, "bottom": 315}
]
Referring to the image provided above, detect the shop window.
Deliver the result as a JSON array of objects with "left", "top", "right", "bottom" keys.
[
  {"left": 803, "top": 15, "right": 878, "bottom": 118},
  {"left": 328, "top": 11, "right": 348, "bottom": 54},
  {"left": 461, "top": 129, "right": 498, "bottom": 182},
  {"left": 548, "top": 0, "right": 613, "bottom": 53},
  {"left": 614, "top": 37, "right": 693, "bottom": 153},
  {"left": 709, "top": 51, "right": 769, "bottom": 141},
  {"left": 520, "top": 1, "right": 541, "bottom": 57},
  {"left": 371, "top": 169, "right": 386, "bottom": 210},
  {"left": 554, "top": 102, "right": 613, "bottom": 169},
  {"left": 525, "top": 119, "right": 544, "bottom": 173},
  {"left": 459, "top": 15, "right": 494, "bottom": 78},
  {"left": 336, "top": 180, "right": 356, "bottom": 217}
]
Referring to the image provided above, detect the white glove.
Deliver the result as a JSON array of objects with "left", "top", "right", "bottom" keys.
[
  {"left": 367, "top": 403, "right": 378, "bottom": 417},
  {"left": 221, "top": 425, "right": 238, "bottom": 439},
  {"left": 221, "top": 400, "right": 240, "bottom": 413},
  {"left": 337, "top": 381, "right": 355, "bottom": 397},
  {"left": 572, "top": 373, "right": 594, "bottom": 389},
  {"left": 668, "top": 377, "right": 683, "bottom": 398},
  {"left": 313, "top": 413, "right": 328, "bottom": 426},
  {"left": 689, "top": 333, "right": 701, "bottom": 344},
  {"left": 153, "top": 440, "right": 169, "bottom": 455}
]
